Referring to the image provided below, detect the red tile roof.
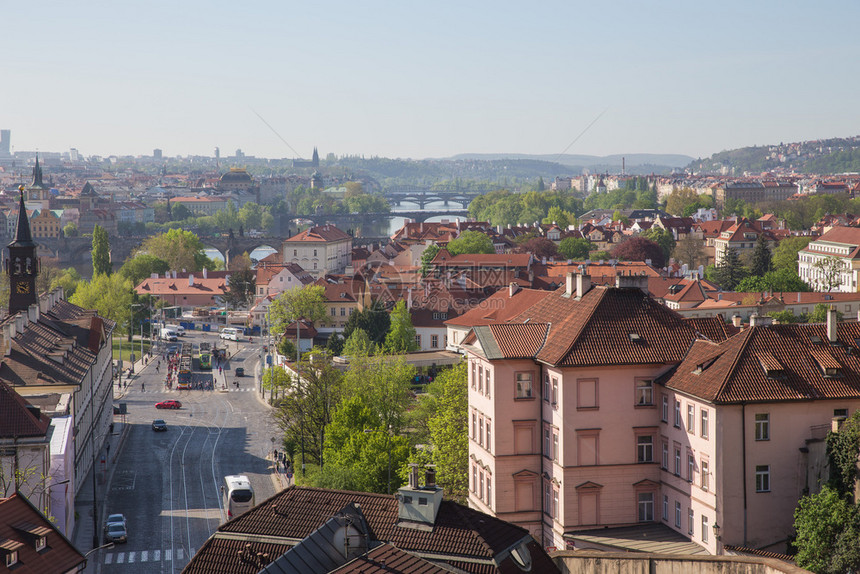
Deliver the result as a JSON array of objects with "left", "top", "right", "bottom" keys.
[
  {"left": 331, "top": 543, "right": 451, "bottom": 573},
  {"left": 513, "top": 285, "right": 700, "bottom": 367},
  {"left": 135, "top": 276, "right": 228, "bottom": 296},
  {"left": 445, "top": 287, "right": 551, "bottom": 327},
  {"left": 663, "top": 322, "right": 860, "bottom": 403},
  {"left": 432, "top": 250, "right": 532, "bottom": 269},
  {"left": 0, "top": 380, "right": 50, "bottom": 438},
  {"left": 0, "top": 494, "right": 85, "bottom": 574},
  {"left": 285, "top": 225, "right": 351, "bottom": 243}
]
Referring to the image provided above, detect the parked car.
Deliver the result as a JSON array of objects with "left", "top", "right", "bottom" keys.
[
  {"left": 104, "top": 514, "right": 128, "bottom": 543},
  {"left": 152, "top": 419, "right": 167, "bottom": 431},
  {"left": 176, "top": 325, "right": 186, "bottom": 336},
  {"left": 155, "top": 400, "right": 182, "bottom": 410},
  {"left": 235, "top": 367, "right": 244, "bottom": 377}
]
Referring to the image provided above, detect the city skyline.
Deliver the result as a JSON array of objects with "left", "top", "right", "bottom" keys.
[{"left": 2, "top": 0, "right": 859, "bottom": 161}]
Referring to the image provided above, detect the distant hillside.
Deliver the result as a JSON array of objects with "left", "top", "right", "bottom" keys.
[
  {"left": 687, "top": 135, "right": 860, "bottom": 174},
  {"left": 449, "top": 152, "right": 693, "bottom": 172}
]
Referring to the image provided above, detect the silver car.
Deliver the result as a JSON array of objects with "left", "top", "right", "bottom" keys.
[{"left": 105, "top": 514, "right": 128, "bottom": 543}]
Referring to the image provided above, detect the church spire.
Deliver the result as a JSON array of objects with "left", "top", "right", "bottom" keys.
[
  {"left": 11, "top": 186, "right": 34, "bottom": 247},
  {"left": 31, "top": 154, "right": 43, "bottom": 188}
]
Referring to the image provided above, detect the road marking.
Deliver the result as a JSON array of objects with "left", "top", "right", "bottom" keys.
[
  {"left": 165, "top": 549, "right": 172, "bottom": 561},
  {"left": 128, "top": 551, "right": 135, "bottom": 563},
  {"left": 104, "top": 553, "right": 113, "bottom": 564},
  {"left": 141, "top": 550, "right": 148, "bottom": 562},
  {"left": 116, "top": 552, "right": 125, "bottom": 563},
  {"left": 153, "top": 549, "right": 160, "bottom": 561}
]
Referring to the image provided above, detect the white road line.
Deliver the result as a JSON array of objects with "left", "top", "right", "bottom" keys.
[
  {"left": 141, "top": 550, "right": 148, "bottom": 562},
  {"left": 154, "top": 549, "right": 160, "bottom": 561},
  {"left": 116, "top": 552, "right": 125, "bottom": 563},
  {"left": 165, "top": 549, "right": 172, "bottom": 561},
  {"left": 104, "top": 553, "right": 113, "bottom": 564},
  {"left": 128, "top": 551, "right": 136, "bottom": 563}
]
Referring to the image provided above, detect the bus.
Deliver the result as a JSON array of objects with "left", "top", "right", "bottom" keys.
[
  {"left": 222, "top": 475, "right": 254, "bottom": 520},
  {"left": 199, "top": 342, "right": 212, "bottom": 370},
  {"left": 177, "top": 342, "right": 193, "bottom": 390},
  {"left": 220, "top": 327, "right": 241, "bottom": 341}
]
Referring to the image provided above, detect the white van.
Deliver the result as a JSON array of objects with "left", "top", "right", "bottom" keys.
[
  {"left": 220, "top": 327, "right": 241, "bottom": 341},
  {"left": 160, "top": 328, "right": 178, "bottom": 341},
  {"left": 222, "top": 475, "right": 254, "bottom": 520}
]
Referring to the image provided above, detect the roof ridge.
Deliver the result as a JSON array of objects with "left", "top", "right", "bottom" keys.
[
  {"left": 550, "top": 286, "right": 608, "bottom": 364},
  {"left": 713, "top": 327, "right": 755, "bottom": 403}
]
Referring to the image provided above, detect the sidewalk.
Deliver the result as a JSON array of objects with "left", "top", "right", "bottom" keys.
[{"left": 73, "top": 353, "right": 149, "bottom": 570}]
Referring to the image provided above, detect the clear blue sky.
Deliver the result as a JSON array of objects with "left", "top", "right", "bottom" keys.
[{"left": 2, "top": 0, "right": 858, "bottom": 161}]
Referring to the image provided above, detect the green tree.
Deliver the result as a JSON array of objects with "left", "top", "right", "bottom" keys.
[
  {"left": 766, "top": 310, "right": 802, "bottom": 324},
  {"left": 794, "top": 486, "right": 860, "bottom": 574},
  {"left": 343, "top": 300, "right": 390, "bottom": 346},
  {"left": 750, "top": 234, "right": 772, "bottom": 277},
  {"left": 812, "top": 256, "right": 844, "bottom": 292},
  {"left": 91, "top": 224, "right": 111, "bottom": 276},
  {"left": 827, "top": 410, "right": 860, "bottom": 495},
  {"left": 642, "top": 227, "right": 676, "bottom": 263},
  {"left": 665, "top": 187, "right": 700, "bottom": 216},
  {"left": 170, "top": 203, "right": 193, "bottom": 221},
  {"left": 773, "top": 236, "right": 812, "bottom": 272},
  {"left": 558, "top": 237, "right": 593, "bottom": 260},
  {"left": 385, "top": 301, "right": 418, "bottom": 353},
  {"left": 543, "top": 206, "right": 574, "bottom": 229},
  {"left": 420, "top": 244, "right": 441, "bottom": 277},
  {"left": 49, "top": 267, "right": 83, "bottom": 299},
  {"left": 712, "top": 247, "right": 748, "bottom": 290},
  {"left": 735, "top": 275, "right": 769, "bottom": 293},
  {"left": 809, "top": 303, "right": 843, "bottom": 323},
  {"left": 69, "top": 274, "right": 134, "bottom": 334},
  {"left": 446, "top": 230, "right": 494, "bottom": 256},
  {"left": 262, "top": 365, "right": 292, "bottom": 403},
  {"left": 270, "top": 285, "right": 327, "bottom": 360},
  {"left": 137, "top": 229, "right": 212, "bottom": 271},
  {"left": 62, "top": 222, "right": 78, "bottom": 237},
  {"left": 118, "top": 254, "right": 170, "bottom": 285},
  {"left": 342, "top": 328, "right": 375, "bottom": 357},
  {"left": 408, "top": 363, "right": 468, "bottom": 502},
  {"left": 326, "top": 333, "right": 345, "bottom": 356},
  {"left": 224, "top": 268, "right": 256, "bottom": 309}
]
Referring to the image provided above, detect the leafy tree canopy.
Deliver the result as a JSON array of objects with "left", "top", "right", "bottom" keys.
[
  {"left": 118, "top": 254, "right": 170, "bottom": 285},
  {"left": 137, "top": 229, "right": 214, "bottom": 272},
  {"left": 384, "top": 301, "right": 418, "bottom": 354},
  {"left": 641, "top": 227, "right": 676, "bottom": 263},
  {"left": 515, "top": 237, "right": 557, "bottom": 260},
  {"left": 446, "top": 230, "right": 494, "bottom": 256},
  {"left": 611, "top": 237, "right": 666, "bottom": 268},
  {"left": 558, "top": 237, "right": 593, "bottom": 260},
  {"left": 92, "top": 224, "right": 111, "bottom": 276}
]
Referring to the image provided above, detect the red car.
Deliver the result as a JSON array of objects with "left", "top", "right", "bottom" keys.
[{"left": 155, "top": 400, "right": 182, "bottom": 410}]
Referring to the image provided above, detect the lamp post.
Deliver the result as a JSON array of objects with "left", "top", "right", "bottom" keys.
[{"left": 130, "top": 303, "right": 143, "bottom": 373}]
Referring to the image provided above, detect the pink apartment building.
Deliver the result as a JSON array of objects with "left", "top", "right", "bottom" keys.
[{"left": 464, "top": 272, "right": 860, "bottom": 556}]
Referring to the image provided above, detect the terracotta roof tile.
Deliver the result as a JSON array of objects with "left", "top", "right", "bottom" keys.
[
  {"left": 0, "top": 380, "right": 50, "bottom": 437},
  {"left": 284, "top": 225, "right": 351, "bottom": 243},
  {"left": 331, "top": 544, "right": 451, "bottom": 573},
  {"left": 0, "top": 494, "right": 85, "bottom": 574}
]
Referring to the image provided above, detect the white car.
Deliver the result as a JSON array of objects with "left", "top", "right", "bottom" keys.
[{"left": 176, "top": 326, "right": 186, "bottom": 336}]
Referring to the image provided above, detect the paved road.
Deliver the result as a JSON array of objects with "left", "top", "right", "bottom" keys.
[{"left": 94, "top": 333, "right": 280, "bottom": 573}]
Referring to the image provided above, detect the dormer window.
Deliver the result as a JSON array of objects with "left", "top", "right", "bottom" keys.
[
  {"left": 5, "top": 550, "right": 17, "bottom": 567},
  {"left": 629, "top": 333, "right": 642, "bottom": 342},
  {"left": 693, "top": 356, "right": 718, "bottom": 375},
  {"left": 35, "top": 535, "right": 46, "bottom": 551},
  {"left": 757, "top": 352, "right": 785, "bottom": 379},
  {"left": 811, "top": 348, "right": 842, "bottom": 378}
]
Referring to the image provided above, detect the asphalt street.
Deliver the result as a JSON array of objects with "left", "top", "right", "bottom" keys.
[{"left": 92, "top": 332, "right": 281, "bottom": 574}]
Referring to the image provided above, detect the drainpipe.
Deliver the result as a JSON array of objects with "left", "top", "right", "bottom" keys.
[
  {"left": 539, "top": 362, "right": 546, "bottom": 544},
  {"left": 742, "top": 402, "right": 748, "bottom": 546}
]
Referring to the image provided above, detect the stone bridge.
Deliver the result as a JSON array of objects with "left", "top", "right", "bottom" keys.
[{"left": 382, "top": 187, "right": 482, "bottom": 209}]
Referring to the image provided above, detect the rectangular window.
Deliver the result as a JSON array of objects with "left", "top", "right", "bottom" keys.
[
  {"left": 472, "top": 464, "right": 477, "bottom": 492},
  {"left": 471, "top": 362, "right": 476, "bottom": 389},
  {"left": 478, "top": 418, "right": 484, "bottom": 447},
  {"left": 674, "top": 447, "right": 681, "bottom": 476},
  {"left": 662, "top": 495, "right": 668, "bottom": 521},
  {"left": 544, "top": 483, "right": 552, "bottom": 516},
  {"left": 431, "top": 334, "right": 439, "bottom": 348},
  {"left": 552, "top": 378, "right": 559, "bottom": 406},
  {"left": 486, "top": 370, "right": 491, "bottom": 398},
  {"left": 415, "top": 334, "right": 421, "bottom": 347},
  {"left": 637, "top": 435, "right": 653, "bottom": 463},
  {"left": 471, "top": 412, "right": 476, "bottom": 439},
  {"left": 544, "top": 374, "right": 550, "bottom": 402},
  {"left": 516, "top": 373, "right": 533, "bottom": 399},
  {"left": 487, "top": 475, "right": 492, "bottom": 507},
  {"left": 486, "top": 420, "right": 492, "bottom": 452},
  {"left": 553, "top": 489, "right": 559, "bottom": 519},
  {"left": 661, "top": 395, "right": 669, "bottom": 422},
  {"left": 638, "top": 492, "right": 654, "bottom": 522},
  {"left": 674, "top": 400, "right": 682, "bottom": 428},
  {"left": 479, "top": 470, "right": 484, "bottom": 499},
  {"left": 701, "top": 409, "right": 709, "bottom": 439},
  {"left": 701, "top": 460, "right": 709, "bottom": 491},
  {"left": 755, "top": 413, "right": 770, "bottom": 441},
  {"left": 756, "top": 465, "right": 771, "bottom": 492},
  {"left": 688, "top": 508, "right": 694, "bottom": 535},
  {"left": 688, "top": 454, "right": 695, "bottom": 482},
  {"left": 552, "top": 431, "right": 559, "bottom": 462},
  {"left": 544, "top": 427, "right": 551, "bottom": 458},
  {"left": 636, "top": 379, "right": 653, "bottom": 406},
  {"left": 674, "top": 501, "right": 681, "bottom": 528},
  {"left": 687, "top": 404, "right": 695, "bottom": 433},
  {"left": 330, "top": 307, "right": 336, "bottom": 316},
  {"left": 577, "top": 378, "right": 598, "bottom": 409},
  {"left": 662, "top": 441, "right": 669, "bottom": 469},
  {"left": 702, "top": 515, "right": 709, "bottom": 543},
  {"left": 478, "top": 365, "right": 483, "bottom": 393},
  {"left": 5, "top": 551, "right": 17, "bottom": 567}
]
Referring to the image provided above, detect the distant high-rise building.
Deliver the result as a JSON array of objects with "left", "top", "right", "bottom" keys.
[
  {"left": 153, "top": 148, "right": 163, "bottom": 160},
  {"left": 0, "top": 129, "right": 10, "bottom": 157},
  {"left": 214, "top": 147, "right": 220, "bottom": 160},
  {"left": 69, "top": 148, "right": 81, "bottom": 162}
]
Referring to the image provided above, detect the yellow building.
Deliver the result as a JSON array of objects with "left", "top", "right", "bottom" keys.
[{"left": 30, "top": 209, "right": 61, "bottom": 238}]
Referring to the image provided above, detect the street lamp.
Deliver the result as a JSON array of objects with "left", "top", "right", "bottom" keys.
[
  {"left": 712, "top": 522, "right": 721, "bottom": 541},
  {"left": 130, "top": 303, "right": 143, "bottom": 373}
]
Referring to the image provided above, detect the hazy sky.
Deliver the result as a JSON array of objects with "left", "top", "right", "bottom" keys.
[{"left": 2, "top": 1, "right": 858, "bottom": 161}]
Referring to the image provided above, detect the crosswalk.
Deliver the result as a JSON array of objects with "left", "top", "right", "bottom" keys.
[{"left": 103, "top": 547, "right": 192, "bottom": 564}]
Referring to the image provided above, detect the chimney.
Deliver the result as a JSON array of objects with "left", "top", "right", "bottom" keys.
[
  {"left": 797, "top": 292, "right": 801, "bottom": 303},
  {"left": 397, "top": 464, "right": 444, "bottom": 528},
  {"left": 565, "top": 272, "right": 575, "bottom": 297},
  {"left": 425, "top": 466, "right": 437, "bottom": 488},
  {"left": 407, "top": 287, "right": 413, "bottom": 309},
  {"left": 16, "top": 314, "right": 25, "bottom": 333},
  {"left": 615, "top": 271, "right": 649, "bottom": 294},
  {"left": 827, "top": 306, "right": 838, "bottom": 343},
  {"left": 576, "top": 271, "right": 591, "bottom": 299},
  {"left": 203, "top": 268, "right": 208, "bottom": 279},
  {"left": 509, "top": 282, "right": 520, "bottom": 297},
  {"left": 732, "top": 314, "right": 743, "bottom": 328},
  {"left": 189, "top": 275, "right": 195, "bottom": 286},
  {"left": 28, "top": 303, "right": 39, "bottom": 324}
]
